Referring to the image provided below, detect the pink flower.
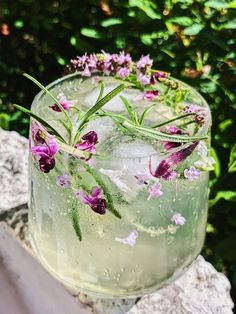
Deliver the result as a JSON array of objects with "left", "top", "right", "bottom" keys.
[
  {"left": 136, "top": 55, "right": 153, "bottom": 70},
  {"left": 135, "top": 171, "right": 153, "bottom": 185},
  {"left": 171, "top": 213, "right": 186, "bottom": 226},
  {"left": 76, "top": 186, "right": 106, "bottom": 215},
  {"left": 50, "top": 96, "right": 74, "bottom": 112},
  {"left": 143, "top": 90, "right": 159, "bottom": 101},
  {"left": 31, "top": 137, "right": 59, "bottom": 173},
  {"left": 154, "top": 71, "right": 168, "bottom": 79},
  {"left": 138, "top": 73, "right": 151, "bottom": 85},
  {"left": 170, "top": 142, "right": 199, "bottom": 164},
  {"left": 31, "top": 121, "right": 45, "bottom": 144},
  {"left": 56, "top": 173, "right": 71, "bottom": 188},
  {"left": 117, "top": 67, "right": 131, "bottom": 79},
  {"left": 116, "top": 51, "right": 132, "bottom": 65},
  {"left": 115, "top": 230, "right": 139, "bottom": 247},
  {"left": 149, "top": 142, "right": 198, "bottom": 181},
  {"left": 184, "top": 166, "right": 201, "bottom": 180},
  {"left": 76, "top": 131, "right": 98, "bottom": 154},
  {"left": 184, "top": 104, "right": 207, "bottom": 125},
  {"left": 148, "top": 182, "right": 163, "bottom": 200},
  {"left": 163, "top": 125, "right": 185, "bottom": 151},
  {"left": 149, "top": 158, "right": 177, "bottom": 181}
]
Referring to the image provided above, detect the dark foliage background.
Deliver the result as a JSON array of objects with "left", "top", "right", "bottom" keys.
[{"left": 1, "top": 0, "right": 236, "bottom": 302}]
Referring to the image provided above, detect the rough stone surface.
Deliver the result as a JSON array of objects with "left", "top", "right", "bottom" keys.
[
  {"left": 0, "top": 128, "right": 28, "bottom": 213},
  {"left": 0, "top": 127, "right": 234, "bottom": 314},
  {"left": 127, "top": 256, "right": 234, "bottom": 314}
]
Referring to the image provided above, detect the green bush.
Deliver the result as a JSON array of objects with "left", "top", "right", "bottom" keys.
[{"left": 1, "top": 0, "right": 236, "bottom": 301}]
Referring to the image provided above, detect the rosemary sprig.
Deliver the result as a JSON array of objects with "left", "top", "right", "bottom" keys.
[
  {"left": 152, "top": 113, "right": 196, "bottom": 128},
  {"left": 123, "top": 120, "right": 207, "bottom": 143},
  {"left": 23, "top": 73, "right": 74, "bottom": 144},
  {"left": 14, "top": 104, "right": 66, "bottom": 143},
  {"left": 70, "top": 207, "right": 82, "bottom": 241},
  {"left": 73, "top": 84, "right": 125, "bottom": 145}
]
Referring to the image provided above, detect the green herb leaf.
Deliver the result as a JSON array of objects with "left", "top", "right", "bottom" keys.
[
  {"left": 70, "top": 207, "right": 82, "bottom": 241},
  {"left": 76, "top": 84, "right": 125, "bottom": 132},
  {"left": 96, "top": 81, "right": 105, "bottom": 102},
  {"left": 23, "top": 73, "right": 73, "bottom": 143},
  {"left": 124, "top": 121, "right": 207, "bottom": 143},
  {"left": 229, "top": 143, "right": 236, "bottom": 173},
  {"left": 152, "top": 113, "right": 196, "bottom": 128},
  {"left": 120, "top": 95, "right": 138, "bottom": 123},
  {"left": 14, "top": 104, "right": 66, "bottom": 142},
  {"left": 139, "top": 103, "right": 158, "bottom": 125}
]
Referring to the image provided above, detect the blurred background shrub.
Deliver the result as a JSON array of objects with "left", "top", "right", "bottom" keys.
[{"left": 0, "top": 0, "right": 236, "bottom": 302}]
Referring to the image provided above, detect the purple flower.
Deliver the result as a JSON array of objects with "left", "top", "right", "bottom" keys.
[
  {"left": 50, "top": 96, "right": 74, "bottom": 112},
  {"left": 148, "top": 182, "right": 163, "bottom": 200},
  {"left": 170, "top": 142, "right": 199, "bottom": 164},
  {"left": 135, "top": 171, "right": 153, "bottom": 185},
  {"left": 117, "top": 67, "right": 131, "bottom": 79},
  {"left": 171, "top": 213, "right": 186, "bottom": 226},
  {"left": 163, "top": 125, "right": 185, "bottom": 151},
  {"left": 149, "top": 158, "right": 176, "bottom": 180},
  {"left": 76, "top": 186, "right": 106, "bottom": 215},
  {"left": 115, "top": 230, "right": 139, "bottom": 247},
  {"left": 31, "top": 137, "right": 59, "bottom": 173},
  {"left": 31, "top": 121, "right": 45, "bottom": 144},
  {"left": 136, "top": 55, "right": 153, "bottom": 70},
  {"left": 184, "top": 104, "right": 207, "bottom": 125},
  {"left": 184, "top": 166, "right": 201, "bottom": 180},
  {"left": 149, "top": 142, "right": 198, "bottom": 181},
  {"left": 154, "top": 71, "right": 168, "bottom": 79},
  {"left": 56, "top": 173, "right": 71, "bottom": 188},
  {"left": 138, "top": 73, "right": 151, "bottom": 85},
  {"left": 143, "top": 90, "right": 159, "bottom": 101},
  {"left": 116, "top": 51, "right": 132, "bottom": 65},
  {"left": 76, "top": 131, "right": 98, "bottom": 154}
]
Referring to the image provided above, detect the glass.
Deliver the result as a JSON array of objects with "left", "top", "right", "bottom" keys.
[{"left": 29, "top": 73, "right": 211, "bottom": 298}]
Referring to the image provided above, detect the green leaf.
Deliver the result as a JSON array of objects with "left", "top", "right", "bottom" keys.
[
  {"left": 219, "top": 119, "right": 233, "bottom": 132},
  {"left": 101, "top": 18, "right": 122, "bottom": 27},
  {"left": 209, "top": 191, "right": 236, "bottom": 207},
  {"left": 168, "top": 16, "right": 193, "bottom": 27},
  {"left": 96, "top": 82, "right": 105, "bottom": 103},
  {"left": 205, "top": 0, "right": 236, "bottom": 9},
  {"left": 210, "top": 147, "right": 221, "bottom": 177},
  {"left": 229, "top": 143, "right": 236, "bottom": 172},
  {"left": 23, "top": 73, "right": 72, "bottom": 126},
  {"left": 152, "top": 113, "right": 196, "bottom": 128},
  {"left": 124, "top": 120, "right": 208, "bottom": 142},
  {"left": 139, "top": 103, "right": 158, "bottom": 125},
  {"left": 120, "top": 96, "right": 138, "bottom": 123},
  {"left": 76, "top": 84, "right": 125, "bottom": 132},
  {"left": 217, "top": 18, "right": 236, "bottom": 30},
  {"left": 129, "top": 0, "right": 161, "bottom": 19},
  {"left": 0, "top": 113, "right": 10, "bottom": 129},
  {"left": 14, "top": 104, "right": 66, "bottom": 142},
  {"left": 81, "top": 28, "right": 101, "bottom": 38},
  {"left": 184, "top": 24, "right": 204, "bottom": 35},
  {"left": 70, "top": 207, "right": 82, "bottom": 241}
]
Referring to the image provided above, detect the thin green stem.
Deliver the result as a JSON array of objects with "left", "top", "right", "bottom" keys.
[
  {"left": 23, "top": 73, "right": 73, "bottom": 144},
  {"left": 152, "top": 113, "right": 196, "bottom": 128}
]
